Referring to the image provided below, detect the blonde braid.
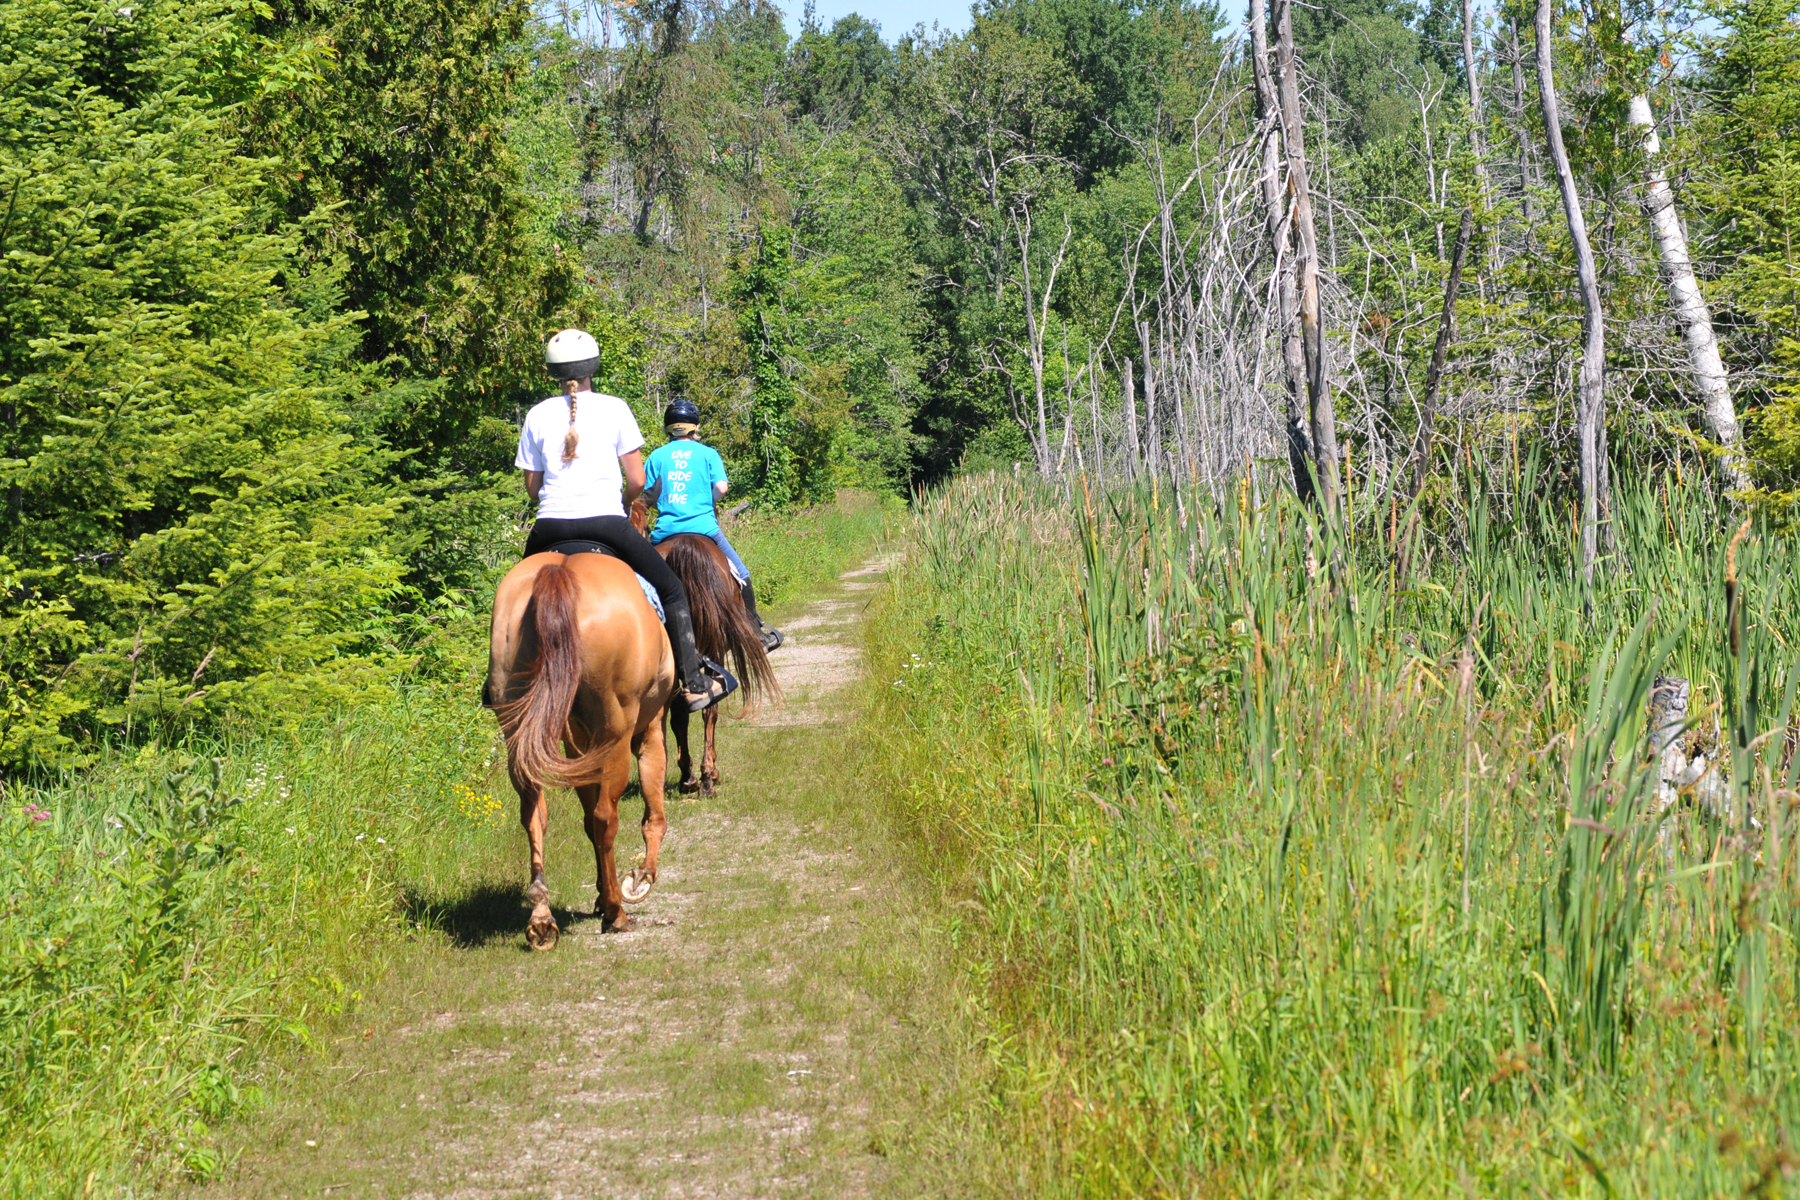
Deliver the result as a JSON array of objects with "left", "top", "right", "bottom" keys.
[{"left": 561, "top": 378, "right": 580, "bottom": 464}]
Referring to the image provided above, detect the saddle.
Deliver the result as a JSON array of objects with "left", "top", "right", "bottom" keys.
[
  {"left": 543, "top": 539, "right": 618, "bottom": 559},
  {"left": 540, "top": 541, "right": 664, "bottom": 621}
]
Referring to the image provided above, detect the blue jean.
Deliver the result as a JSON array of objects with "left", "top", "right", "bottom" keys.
[
  {"left": 710, "top": 531, "right": 750, "bottom": 584},
  {"left": 654, "top": 527, "right": 749, "bottom": 585}
]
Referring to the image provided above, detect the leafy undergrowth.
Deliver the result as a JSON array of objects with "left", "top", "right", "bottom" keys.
[
  {"left": 866, "top": 472, "right": 1800, "bottom": 1197},
  {"left": 0, "top": 491, "right": 898, "bottom": 1198}
]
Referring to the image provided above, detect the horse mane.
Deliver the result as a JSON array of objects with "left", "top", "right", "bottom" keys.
[
  {"left": 495, "top": 561, "right": 614, "bottom": 790},
  {"left": 660, "top": 535, "right": 779, "bottom": 713}
]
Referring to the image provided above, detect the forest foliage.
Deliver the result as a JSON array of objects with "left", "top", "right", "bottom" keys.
[{"left": 4, "top": 0, "right": 1800, "bottom": 763}]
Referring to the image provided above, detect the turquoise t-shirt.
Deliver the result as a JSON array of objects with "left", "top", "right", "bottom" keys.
[{"left": 645, "top": 439, "right": 727, "bottom": 539}]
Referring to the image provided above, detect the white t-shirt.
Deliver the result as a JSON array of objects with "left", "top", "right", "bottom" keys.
[{"left": 514, "top": 391, "right": 646, "bottom": 519}]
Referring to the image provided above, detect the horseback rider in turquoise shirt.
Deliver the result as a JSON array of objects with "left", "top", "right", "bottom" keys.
[{"left": 643, "top": 397, "right": 784, "bottom": 652}]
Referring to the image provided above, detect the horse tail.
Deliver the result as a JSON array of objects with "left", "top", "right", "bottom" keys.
[
  {"left": 662, "top": 536, "right": 779, "bottom": 712},
  {"left": 497, "top": 561, "right": 609, "bottom": 790}
]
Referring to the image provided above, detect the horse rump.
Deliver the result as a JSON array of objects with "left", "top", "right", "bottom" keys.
[{"left": 493, "top": 560, "right": 610, "bottom": 790}]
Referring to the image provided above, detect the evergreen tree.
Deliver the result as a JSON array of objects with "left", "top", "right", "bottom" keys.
[
  {"left": 734, "top": 230, "right": 801, "bottom": 505},
  {"left": 0, "top": 0, "right": 403, "bottom": 765},
  {"left": 247, "top": 0, "right": 585, "bottom": 458},
  {"left": 1689, "top": 0, "right": 1800, "bottom": 497}
]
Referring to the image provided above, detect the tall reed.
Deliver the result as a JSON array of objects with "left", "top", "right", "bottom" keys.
[{"left": 870, "top": 463, "right": 1800, "bottom": 1194}]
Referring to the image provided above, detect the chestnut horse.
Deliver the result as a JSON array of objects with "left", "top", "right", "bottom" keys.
[
  {"left": 631, "top": 500, "right": 777, "bottom": 794},
  {"left": 485, "top": 552, "right": 674, "bottom": 948}
]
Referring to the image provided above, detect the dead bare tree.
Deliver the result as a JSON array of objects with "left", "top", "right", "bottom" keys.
[
  {"left": 1248, "top": 0, "right": 1310, "bottom": 500},
  {"left": 1507, "top": 18, "right": 1537, "bottom": 235},
  {"left": 1462, "top": 0, "right": 1490, "bottom": 193},
  {"left": 1535, "top": 0, "right": 1608, "bottom": 578},
  {"left": 996, "top": 203, "right": 1075, "bottom": 476},
  {"left": 1121, "top": 355, "right": 1141, "bottom": 479},
  {"left": 1409, "top": 208, "right": 1474, "bottom": 497},
  {"left": 1274, "top": 0, "right": 1342, "bottom": 514}
]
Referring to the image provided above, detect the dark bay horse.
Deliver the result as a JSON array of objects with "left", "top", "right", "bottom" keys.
[
  {"left": 485, "top": 551, "right": 674, "bottom": 948},
  {"left": 631, "top": 501, "right": 777, "bottom": 795}
]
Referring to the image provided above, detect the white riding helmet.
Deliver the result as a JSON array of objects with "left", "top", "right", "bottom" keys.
[{"left": 545, "top": 328, "right": 601, "bottom": 382}]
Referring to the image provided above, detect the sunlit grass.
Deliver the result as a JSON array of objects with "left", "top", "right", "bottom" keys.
[
  {"left": 0, "top": 491, "right": 903, "bottom": 1198},
  {"left": 867, "top": 465, "right": 1800, "bottom": 1195},
  {"left": 0, "top": 691, "right": 512, "bottom": 1197},
  {"left": 728, "top": 488, "right": 902, "bottom": 608}
]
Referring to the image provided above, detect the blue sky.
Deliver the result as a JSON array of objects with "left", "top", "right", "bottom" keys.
[
  {"left": 779, "top": 0, "right": 973, "bottom": 41},
  {"left": 779, "top": 0, "right": 1251, "bottom": 43}
]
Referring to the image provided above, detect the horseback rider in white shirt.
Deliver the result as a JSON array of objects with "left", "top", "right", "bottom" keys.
[{"left": 515, "top": 329, "right": 736, "bottom": 713}]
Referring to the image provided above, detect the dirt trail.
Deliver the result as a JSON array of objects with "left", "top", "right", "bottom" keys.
[{"left": 197, "top": 555, "right": 955, "bottom": 1199}]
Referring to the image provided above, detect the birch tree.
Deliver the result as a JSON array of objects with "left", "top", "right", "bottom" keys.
[{"left": 1627, "top": 94, "right": 1749, "bottom": 491}]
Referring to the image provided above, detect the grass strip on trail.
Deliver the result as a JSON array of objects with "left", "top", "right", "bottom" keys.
[{"left": 186, "top": 506, "right": 983, "bottom": 1199}]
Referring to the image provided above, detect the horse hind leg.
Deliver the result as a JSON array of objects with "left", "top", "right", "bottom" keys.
[
  {"left": 625, "top": 717, "right": 669, "bottom": 902},
  {"left": 701, "top": 707, "right": 720, "bottom": 797},
  {"left": 583, "top": 743, "right": 635, "bottom": 932},
  {"left": 518, "top": 782, "right": 558, "bottom": 951},
  {"left": 672, "top": 705, "right": 700, "bottom": 794}
]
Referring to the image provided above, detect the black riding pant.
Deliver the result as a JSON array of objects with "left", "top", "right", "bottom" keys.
[{"left": 524, "top": 515, "right": 702, "bottom": 686}]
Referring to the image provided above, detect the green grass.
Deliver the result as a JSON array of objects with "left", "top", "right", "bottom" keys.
[
  {"left": 0, "top": 691, "right": 510, "bottom": 1196},
  {"left": 177, "top": 509, "right": 988, "bottom": 1199},
  {"left": 0, "top": 491, "right": 901, "bottom": 1198},
  {"left": 727, "top": 489, "right": 901, "bottom": 608},
  {"left": 865, "top": 465, "right": 1800, "bottom": 1195}
]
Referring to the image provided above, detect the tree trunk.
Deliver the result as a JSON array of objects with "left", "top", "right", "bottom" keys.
[
  {"left": 1122, "top": 355, "right": 1141, "bottom": 480},
  {"left": 1011, "top": 208, "right": 1073, "bottom": 477},
  {"left": 1274, "top": 0, "right": 1341, "bottom": 514},
  {"left": 1090, "top": 355, "right": 1106, "bottom": 489},
  {"left": 1535, "top": 0, "right": 1607, "bottom": 579},
  {"left": 1410, "top": 208, "right": 1474, "bottom": 498},
  {"left": 1627, "top": 94, "right": 1750, "bottom": 491},
  {"left": 1508, "top": 19, "right": 1536, "bottom": 232},
  {"left": 1250, "top": 0, "right": 1310, "bottom": 500},
  {"left": 1139, "top": 319, "right": 1160, "bottom": 477},
  {"left": 1462, "top": 0, "right": 1489, "bottom": 187},
  {"left": 1463, "top": 0, "right": 1503, "bottom": 285}
]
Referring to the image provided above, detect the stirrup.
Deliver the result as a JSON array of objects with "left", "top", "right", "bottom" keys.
[
  {"left": 759, "top": 623, "right": 784, "bottom": 652},
  {"left": 682, "top": 657, "right": 739, "bottom": 712}
]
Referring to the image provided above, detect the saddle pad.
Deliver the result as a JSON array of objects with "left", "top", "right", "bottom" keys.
[{"left": 544, "top": 542, "right": 664, "bottom": 622}]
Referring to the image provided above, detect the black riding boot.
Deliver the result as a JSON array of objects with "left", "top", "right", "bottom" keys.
[
  {"left": 739, "top": 580, "right": 783, "bottom": 652},
  {"left": 665, "top": 597, "right": 737, "bottom": 711}
]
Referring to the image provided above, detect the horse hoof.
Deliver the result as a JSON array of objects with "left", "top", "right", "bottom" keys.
[
  {"left": 526, "top": 917, "right": 560, "bottom": 951},
  {"left": 620, "top": 867, "right": 655, "bottom": 903},
  {"left": 679, "top": 778, "right": 701, "bottom": 794},
  {"left": 700, "top": 780, "right": 718, "bottom": 798},
  {"left": 602, "top": 912, "right": 633, "bottom": 934}
]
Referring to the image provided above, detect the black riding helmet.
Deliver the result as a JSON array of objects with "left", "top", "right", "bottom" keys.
[{"left": 663, "top": 396, "right": 701, "bottom": 429}]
